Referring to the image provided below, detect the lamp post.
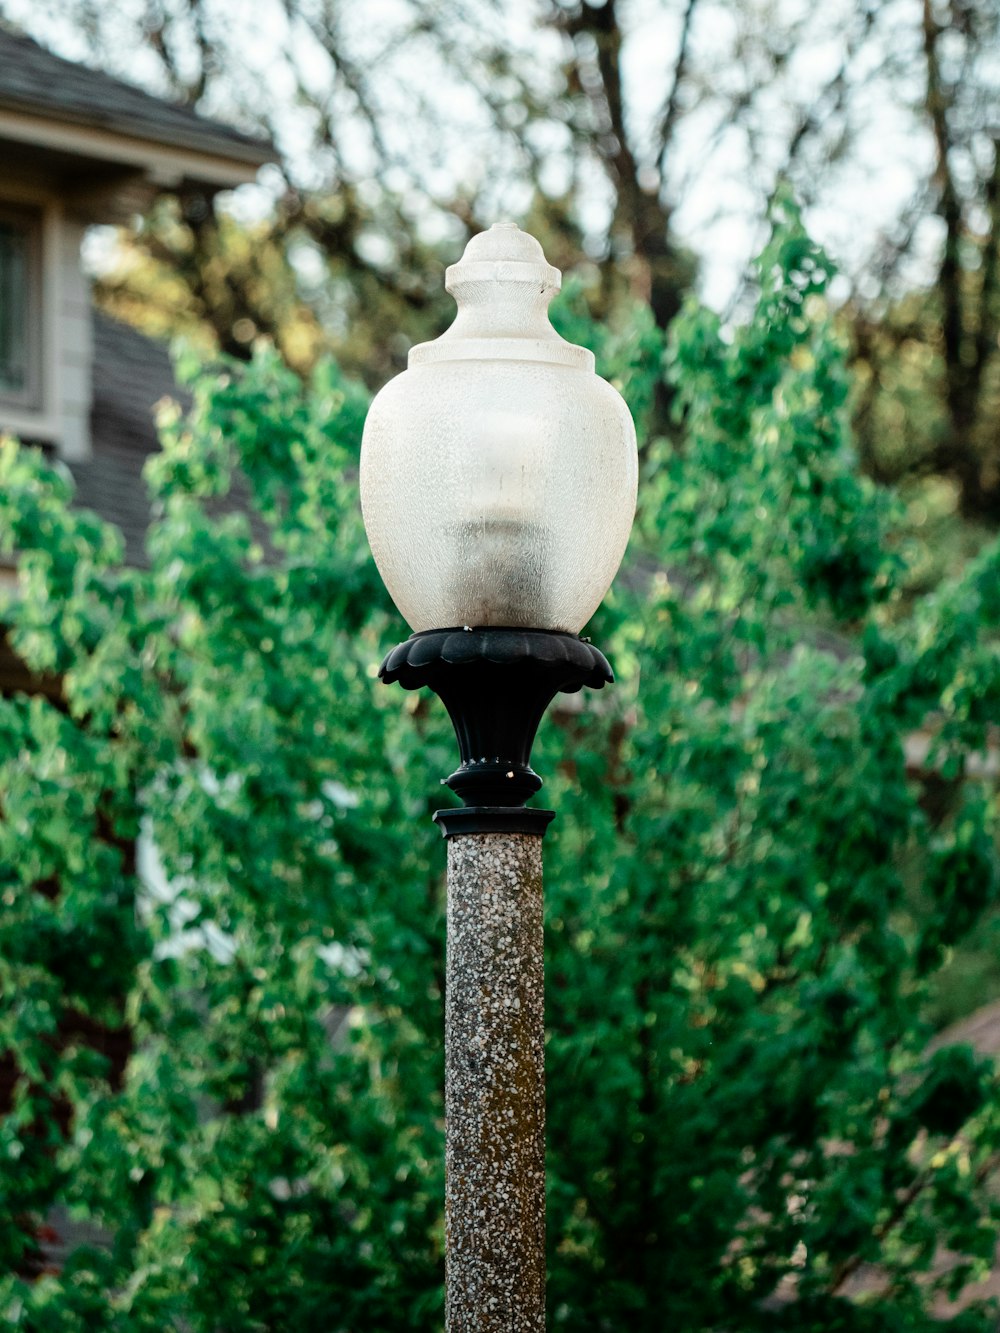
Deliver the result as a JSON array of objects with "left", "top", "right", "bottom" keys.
[{"left": 360, "top": 223, "right": 637, "bottom": 1331}]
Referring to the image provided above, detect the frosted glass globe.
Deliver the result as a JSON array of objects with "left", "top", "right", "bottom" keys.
[{"left": 360, "top": 223, "right": 638, "bottom": 634}]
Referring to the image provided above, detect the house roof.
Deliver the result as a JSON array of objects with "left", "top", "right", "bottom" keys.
[
  {"left": 70, "top": 311, "right": 182, "bottom": 566},
  {"left": 73, "top": 312, "right": 265, "bottom": 569},
  {"left": 0, "top": 27, "right": 275, "bottom": 169}
]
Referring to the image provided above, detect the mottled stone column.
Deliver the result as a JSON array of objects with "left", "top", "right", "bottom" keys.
[{"left": 445, "top": 831, "right": 545, "bottom": 1332}]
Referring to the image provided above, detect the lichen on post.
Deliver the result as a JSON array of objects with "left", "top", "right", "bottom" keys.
[{"left": 445, "top": 832, "right": 545, "bottom": 1332}]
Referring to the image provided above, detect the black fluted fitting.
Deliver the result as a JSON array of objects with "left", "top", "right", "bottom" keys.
[{"left": 379, "top": 626, "right": 613, "bottom": 836}]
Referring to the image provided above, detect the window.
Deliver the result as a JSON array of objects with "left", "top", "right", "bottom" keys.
[{"left": 0, "top": 206, "right": 41, "bottom": 409}]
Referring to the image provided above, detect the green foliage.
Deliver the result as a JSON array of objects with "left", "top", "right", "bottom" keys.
[{"left": 3, "top": 199, "right": 1000, "bottom": 1329}]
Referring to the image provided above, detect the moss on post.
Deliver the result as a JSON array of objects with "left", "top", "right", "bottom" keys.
[{"left": 445, "top": 832, "right": 546, "bottom": 1331}]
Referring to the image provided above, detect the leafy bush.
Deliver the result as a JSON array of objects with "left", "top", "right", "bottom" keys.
[{"left": 2, "top": 199, "right": 1000, "bottom": 1329}]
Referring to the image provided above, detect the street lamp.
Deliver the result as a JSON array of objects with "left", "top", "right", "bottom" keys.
[{"left": 361, "top": 222, "right": 637, "bottom": 1331}]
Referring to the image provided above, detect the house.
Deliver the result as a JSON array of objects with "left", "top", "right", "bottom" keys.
[
  {"left": 0, "top": 24, "right": 276, "bottom": 564},
  {"left": 0, "top": 29, "right": 278, "bottom": 1271}
]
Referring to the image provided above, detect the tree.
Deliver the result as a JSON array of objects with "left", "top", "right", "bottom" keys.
[
  {"left": 92, "top": 193, "right": 459, "bottom": 384},
  {"left": 0, "top": 1, "right": 969, "bottom": 343},
  {"left": 13, "top": 0, "right": 1000, "bottom": 526},
  {"left": 849, "top": 0, "right": 1000, "bottom": 520},
  {"left": 2, "top": 200, "right": 1000, "bottom": 1330}
]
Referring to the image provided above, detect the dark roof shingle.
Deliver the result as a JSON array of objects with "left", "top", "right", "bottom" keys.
[
  {"left": 71, "top": 311, "right": 184, "bottom": 566},
  {"left": 0, "top": 27, "right": 275, "bottom": 166},
  {"left": 75, "top": 312, "right": 265, "bottom": 569}
]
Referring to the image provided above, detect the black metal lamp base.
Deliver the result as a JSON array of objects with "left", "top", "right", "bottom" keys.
[{"left": 379, "top": 627, "right": 612, "bottom": 836}]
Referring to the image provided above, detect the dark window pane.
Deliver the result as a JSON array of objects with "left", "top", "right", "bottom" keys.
[{"left": 0, "top": 220, "right": 29, "bottom": 396}]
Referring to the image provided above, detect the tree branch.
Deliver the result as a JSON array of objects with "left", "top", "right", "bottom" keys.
[{"left": 652, "top": 0, "right": 700, "bottom": 169}]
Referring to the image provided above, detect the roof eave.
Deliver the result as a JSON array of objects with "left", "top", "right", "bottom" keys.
[{"left": 0, "top": 104, "right": 277, "bottom": 188}]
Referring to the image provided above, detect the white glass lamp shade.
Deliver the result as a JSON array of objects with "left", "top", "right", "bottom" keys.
[{"left": 360, "top": 223, "right": 638, "bottom": 635}]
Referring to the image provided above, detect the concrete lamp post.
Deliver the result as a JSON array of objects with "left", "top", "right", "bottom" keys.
[{"left": 360, "top": 222, "right": 637, "bottom": 1331}]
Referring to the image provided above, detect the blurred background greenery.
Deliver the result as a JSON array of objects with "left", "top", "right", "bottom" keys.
[{"left": 4, "top": 1, "right": 1000, "bottom": 1328}]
